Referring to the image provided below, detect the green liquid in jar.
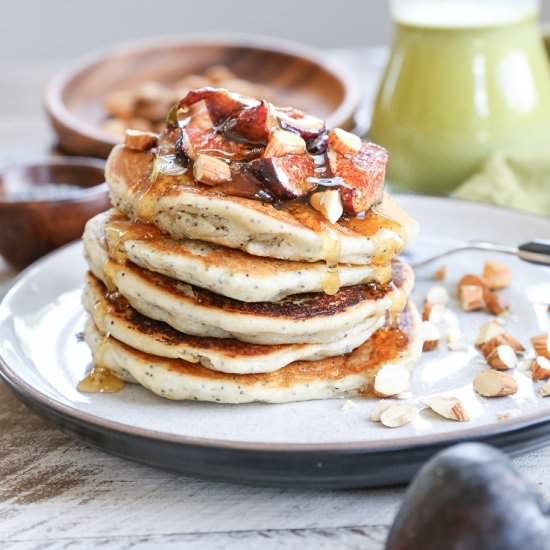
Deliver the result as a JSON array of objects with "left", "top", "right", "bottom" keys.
[{"left": 370, "top": 2, "right": 550, "bottom": 195}]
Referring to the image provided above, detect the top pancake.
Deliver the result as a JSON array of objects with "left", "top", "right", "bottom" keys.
[{"left": 106, "top": 145, "right": 418, "bottom": 264}]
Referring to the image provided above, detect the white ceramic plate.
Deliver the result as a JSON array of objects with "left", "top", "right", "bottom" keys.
[{"left": 1, "top": 195, "right": 550, "bottom": 488}]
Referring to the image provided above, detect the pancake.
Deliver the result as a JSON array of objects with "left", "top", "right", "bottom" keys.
[
  {"left": 85, "top": 210, "right": 392, "bottom": 302},
  {"left": 106, "top": 145, "right": 418, "bottom": 265},
  {"left": 84, "top": 223, "right": 413, "bottom": 344},
  {"left": 84, "top": 301, "right": 422, "bottom": 404},
  {"left": 83, "top": 272, "right": 386, "bottom": 374}
]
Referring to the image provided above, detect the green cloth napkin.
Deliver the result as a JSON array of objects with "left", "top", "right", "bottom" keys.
[{"left": 453, "top": 152, "right": 550, "bottom": 216}]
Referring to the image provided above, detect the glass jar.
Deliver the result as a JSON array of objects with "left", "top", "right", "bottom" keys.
[{"left": 369, "top": 0, "right": 550, "bottom": 195}]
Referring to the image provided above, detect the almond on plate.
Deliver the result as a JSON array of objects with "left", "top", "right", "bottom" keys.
[
  {"left": 486, "top": 345, "right": 518, "bottom": 370},
  {"left": 426, "top": 285, "right": 450, "bottom": 306},
  {"left": 458, "top": 284, "right": 485, "bottom": 311},
  {"left": 379, "top": 404, "right": 418, "bottom": 428},
  {"left": 373, "top": 363, "right": 411, "bottom": 397},
  {"left": 433, "top": 266, "right": 447, "bottom": 281},
  {"left": 370, "top": 400, "right": 393, "bottom": 422},
  {"left": 531, "top": 356, "right": 550, "bottom": 381},
  {"left": 421, "top": 321, "right": 440, "bottom": 352},
  {"left": 531, "top": 333, "right": 550, "bottom": 359},
  {"left": 421, "top": 395, "right": 470, "bottom": 422},
  {"left": 540, "top": 379, "right": 550, "bottom": 397},
  {"left": 475, "top": 320, "right": 506, "bottom": 348},
  {"left": 473, "top": 369, "right": 518, "bottom": 397},
  {"left": 422, "top": 302, "right": 447, "bottom": 324},
  {"left": 483, "top": 287, "right": 507, "bottom": 316},
  {"left": 482, "top": 260, "right": 512, "bottom": 290}
]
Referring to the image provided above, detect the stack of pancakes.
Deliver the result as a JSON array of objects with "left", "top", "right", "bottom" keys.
[{"left": 81, "top": 88, "right": 422, "bottom": 404}]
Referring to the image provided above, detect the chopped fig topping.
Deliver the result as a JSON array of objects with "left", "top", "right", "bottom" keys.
[
  {"left": 179, "top": 87, "right": 258, "bottom": 126},
  {"left": 329, "top": 142, "right": 387, "bottom": 215},
  {"left": 222, "top": 100, "right": 274, "bottom": 145},
  {"left": 177, "top": 127, "right": 262, "bottom": 162},
  {"left": 275, "top": 107, "right": 325, "bottom": 142},
  {"left": 247, "top": 154, "right": 316, "bottom": 199}
]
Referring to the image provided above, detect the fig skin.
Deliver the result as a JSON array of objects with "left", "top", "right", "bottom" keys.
[{"left": 386, "top": 443, "right": 550, "bottom": 550}]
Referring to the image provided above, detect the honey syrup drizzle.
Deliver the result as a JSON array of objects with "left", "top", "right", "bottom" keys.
[
  {"left": 320, "top": 226, "right": 342, "bottom": 295},
  {"left": 78, "top": 364, "right": 126, "bottom": 393}
]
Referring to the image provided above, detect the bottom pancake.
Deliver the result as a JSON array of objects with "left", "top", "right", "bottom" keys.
[
  {"left": 84, "top": 302, "right": 422, "bottom": 404},
  {"left": 83, "top": 272, "right": 387, "bottom": 374}
]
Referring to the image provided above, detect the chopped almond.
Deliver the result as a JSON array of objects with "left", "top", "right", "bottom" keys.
[
  {"left": 531, "top": 333, "right": 550, "bottom": 359},
  {"left": 458, "top": 284, "right": 484, "bottom": 311},
  {"left": 426, "top": 285, "right": 450, "bottom": 306},
  {"left": 480, "top": 334, "right": 525, "bottom": 358},
  {"left": 483, "top": 287, "right": 507, "bottom": 316},
  {"left": 475, "top": 320, "right": 506, "bottom": 348},
  {"left": 193, "top": 154, "right": 232, "bottom": 185},
  {"left": 531, "top": 356, "right": 550, "bottom": 381},
  {"left": 124, "top": 129, "right": 158, "bottom": 152},
  {"left": 447, "top": 325, "right": 467, "bottom": 351},
  {"left": 474, "top": 370, "right": 518, "bottom": 397},
  {"left": 540, "top": 379, "right": 550, "bottom": 397},
  {"left": 486, "top": 345, "right": 518, "bottom": 370},
  {"left": 421, "top": 321, "right": 440, "bottom": 352},
  {"left": 263, "top": 129, "right": 306, "bottom": 157},
  {"left": 433, "top": 266, "right": 447, "bottom": 281},
  {"left": 482, "top": 260, "right": 512, "bottom": 290},
  {"left": 422, "top": 395, "right": 470, "bottom": 422},
  {"left": 374, "top": 364, "right": 411, "bottom": 397},
  {"left": 309, "top": 190, "right": 343, "bottom": 224},
  {"left": 379, "top": 404, "right": 418, "bottom": 428},
  {"left": 370, "top": 400, "right": 393, "bottom": 422},
  {"left": 328, "top": 128, "right": 362, "bottom": 155}
]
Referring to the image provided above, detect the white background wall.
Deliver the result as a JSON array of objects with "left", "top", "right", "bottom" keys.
[{"left": 3, "top": 0, "right": 550, "bottom": 62}]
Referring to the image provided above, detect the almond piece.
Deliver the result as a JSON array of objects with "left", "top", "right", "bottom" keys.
[
  {"left": 480, "top": 334, "right": 525, "bottom": 358},
  {"left": 124, "top": 129, "right": 158, "bottom": 152},
  {"left": 540, "top": 379, "right": 550, "bottom": 397},
  {"left": 379, "top": 404, "right": 418, "bottom": 428},
  {"left": 422, "top": 395, "right": 470, "bottom": 422},
  {"left": 483, "top": 287, "right": 507, "bottom": 316},
  {"left": 421, "top": 321, "right": 440, "bottom": 352},
  {"left": 263, "top": 129, "right": 306, "bottom": 157},
  {"left": 486, "top": 345, "right": 518, "bottom": 370},
  {"left": 458, "top": 284, "right": 484, "bottom": 311},
  {"left": 447, "top": 325, "right": 467, "bottom": 351},
  {"left": 531, "top": 333, "right": 550, "bottom": 359},
  {"left": 473, "top": 369, "right": 518, "bottom": 397},
  {"left": 426, "top": 285, "right": 450, "bottom": 306},
  {"left": 309, "top": 190, "right": 343, "bottom": 224},
  {"left": 475, "top": 320, "right": 506, "bottom": 348},
  {"left": 374, "top": 364, "right": 411, "bottom": 397},
  {"left": 328, "top": 128, "right": 362, "bottom": 155},
  {"left": 193, "top": 154, "right": 231, "bottom": 185},
  {"left": 370, "top": 400, "right": 393, "bottom": 422},
  {"left": 433, "top": 266, "right": 448, "bottom": 281},
  {"left": 531, "top": 356, "right": 550, "bottom": 381},
  {"left": 482, "top": 260, "right": 512, "bottom": 290},
  {"left": 422, "top": 302, "right": 447, "bottom": 324}
]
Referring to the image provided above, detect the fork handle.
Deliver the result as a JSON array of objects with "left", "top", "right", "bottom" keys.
[{"left": 518, "top": 240, "right": 550, "bottom": 266}]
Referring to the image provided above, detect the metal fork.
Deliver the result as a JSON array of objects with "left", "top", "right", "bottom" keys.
[{"left": 410, "top": 240, "right": 550, "bottom": 269}]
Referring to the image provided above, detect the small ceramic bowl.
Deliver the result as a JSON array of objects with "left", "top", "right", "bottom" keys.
[
  {"left": 0, "top": 158, "right": 109, "bottom": 269},
  {"left": 44, "top": 34, "right": 360, "bottom": 158}
]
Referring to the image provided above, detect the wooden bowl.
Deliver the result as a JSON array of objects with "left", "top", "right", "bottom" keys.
[
  {"left": 44, "top": 35, "right": 360, "bottom": 158},
  {"left": 0, "top": 158, "right": 109, "bottom": 269}
]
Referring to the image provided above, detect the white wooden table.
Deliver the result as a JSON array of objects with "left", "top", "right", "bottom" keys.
[{"left": 2, "top": 48, "right": 550, "bottom": 550}]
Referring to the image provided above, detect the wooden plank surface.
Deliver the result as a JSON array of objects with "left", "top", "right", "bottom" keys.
[{"left": 2, "top": 49, "right": 550, "bottom": 550}]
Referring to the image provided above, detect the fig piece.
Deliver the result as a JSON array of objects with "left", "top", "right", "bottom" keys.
[
  {"left": 179, "top": 87, "right": 258, "bottom": 126},
  {"left": 329, "top": 142, "right": 387, "bottom": 214},
  {"left": 386, "top": 443, "right": 550, "bottom": 550},
  {"left": 222, "top": 100, "right": 274, "bottom": 145},
  {"left": 275, "top": 106, "right": 326, "bottom": 142},
  {"left": 247, "top": 154, "right": 316, "bottom": 199},
  {"left": 177, "top": 127, "right": 262, "bottom": 162}
]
